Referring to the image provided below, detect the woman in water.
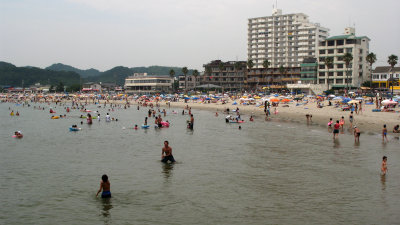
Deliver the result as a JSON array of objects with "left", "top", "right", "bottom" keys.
[{"left": 96, "top": 174, "right": 111, "bottom": 198}]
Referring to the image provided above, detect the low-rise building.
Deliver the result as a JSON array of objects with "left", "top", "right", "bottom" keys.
[
  {"left": 82, "top": 82, "right": 101, "bottom": 92},
  {"left": 202, "top": 60, "right": 247, "bottom": 91},
  {"left": 246, "top": 66, "right": 300, "bottom": 91},
  {"left": 124, "top": 74, "right": 173, "bottom": 94},
  {"left": 317, "top": 27, "right": 370, "bottom": 90},
  {"left": 372, "top": 66, "right": 400, "bottom": 91},
  {"left": 178, "top": 75, "right": 201, "bottom": 90}
]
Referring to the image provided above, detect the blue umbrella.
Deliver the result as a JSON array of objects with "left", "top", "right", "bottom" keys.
[
  {"left": 192, "top": 97, "right": 199, "bottom": 100},
  {"left": 183, "top": 97, "right": 190, "bottom": 100},
  {"left": 342, "top": 98, "right": 351, "bottom": 103},
  {"left": 206, "top": 98, "right": 211, "bottom": 100}
]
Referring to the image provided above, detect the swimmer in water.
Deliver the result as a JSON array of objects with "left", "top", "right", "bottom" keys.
[
  {"left": 161, "top": 140, "right": 175, "bottom": 163},
  {"left": 14, "top": 131, "right": 23, "bottom": 138},
  {"left": 96, "top": 174, "right": 111, "bottom": 198},
  {"left": 381, "top": 156, "right": 387, "bottom": 175}
]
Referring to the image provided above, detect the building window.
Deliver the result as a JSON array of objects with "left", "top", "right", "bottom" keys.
[
  {"left": 337, "top": 71, "right": 343, "bottom": 76},
  {"left": 337, "top": 49, "right": 344, "bottom": 53},
  {"left": 328, "top": 49, "right": 334, "bottom": 54},
  {"left": 337, "top": 64, "right": 343, "bottom": 69},
  {"left": 319, "top": 50, "right": 325, "bottom": 54},
  {"left": 336, "top": 79, "right": 343, "bottom": 84}
]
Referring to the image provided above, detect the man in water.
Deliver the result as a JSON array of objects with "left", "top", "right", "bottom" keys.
[
  {"left": 161, "top": 141, "right": 175, "bottom": 163},
  {"left": 96, "top": 174, "right": 111, "bottom": 198},
  {"left": 189, "top": 114, "right": 194, "bottom": 130}
]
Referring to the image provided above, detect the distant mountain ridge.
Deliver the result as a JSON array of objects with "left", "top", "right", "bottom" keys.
[
  {"left": 0, "top": 61, "right": 80, "bottom": 87},
  {"left": 0, "top": 61, "right": 195, "bottom": 87},
  {"left": 46, "top": 63, "right": 101, "bottom": 78},
  {"left": 46, "top": 63, "right": 193, "bottom": 85}
]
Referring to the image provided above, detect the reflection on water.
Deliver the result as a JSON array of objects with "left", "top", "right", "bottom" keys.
[
  {"left": 162, "top": 163, "right": 174, "bottom": 180},
  {"left": 99, "top": 198, "right": 113, "bottom": 224},
  {"left": 333, "top": 139, "right": 341, "bottom": 148},
  {"left": 380, "top": 175, "right": 387, "bottom": 190}
]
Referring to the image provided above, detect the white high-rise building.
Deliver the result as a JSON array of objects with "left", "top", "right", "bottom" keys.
[{"left": 248, "top": 9, "right": 329, "bottom": 68}]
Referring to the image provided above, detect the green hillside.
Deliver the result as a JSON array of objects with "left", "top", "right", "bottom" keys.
[
  {"left": 46, "top": 63, "right": 100, "bottom": 78},
  {"left": 0, "top": 62, "right": 80, "bottom": 87}
]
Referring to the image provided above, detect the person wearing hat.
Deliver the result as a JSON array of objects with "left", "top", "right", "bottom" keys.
[{"left": 353, "top": 125, "right": 361, "bottom": 142}]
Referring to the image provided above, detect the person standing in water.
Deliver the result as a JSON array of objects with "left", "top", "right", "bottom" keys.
[
  {"left": 333, "top": 120, "right": 340, "bottom": 139},
  {"left": 87, "top": 113, "right": 93, "bottom": 124},
  {"left": 381, "top": 156, "right": 388, "bottom": 175},
  {"left": 353, "top": 126, "right": 360, "bottom": 142},
  {"left": 189, "top": 114, "right": 194, "bottom": 130},
  {"left": 96, "top": 174, "right": 111, "bottom": 198},
  {"left": 161, "top": 141, "right": 175, "bottom": 163},
  {"left": 382, "top": 124, "right": 388, "bottom": 142}
]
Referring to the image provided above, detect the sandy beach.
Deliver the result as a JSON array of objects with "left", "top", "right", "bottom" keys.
[{"left": 164, "top": 99, "right": 400, "bottom": 135}]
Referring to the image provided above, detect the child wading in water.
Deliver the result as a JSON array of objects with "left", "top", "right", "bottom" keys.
[
  {"left": 381, "top": 156, "right": 388, "bottom": 175},
  {"left": 382, "top": 124, "right": 388, "bottom": 142},
  {"left": 96, "top": 174, "right": 111, "bottom": 198}
]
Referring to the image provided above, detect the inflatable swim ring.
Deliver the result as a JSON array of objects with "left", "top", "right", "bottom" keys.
[
  {"left": 161, "top": 121, "right": 170, "bottom": 127},
  {"left": 69, "top": 127, "right": 81, "bottom": 131},
  {"left": 141, "top": 125, "right": 150, "bottom": 129},
  {"left": 51, "top": 116, "right": 60, "bottom": 119},
  {"left": 229, "top": 120, "right": 245, "bottom": 123}
]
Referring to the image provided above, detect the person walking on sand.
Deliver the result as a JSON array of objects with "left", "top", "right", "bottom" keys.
[
  {"left": 96, "top": 174, "right": 111, "bottom": 198},
  {"left": 161, "top": 141, "right": 175, "bottom": 163},
  {"left": 382, "top": 124, "right": 388, "bottom": 142},
  {"left": 381, "top": 156, "right": 388, "bottom": 175},
  {"left": 353, "top": 126, "right": 360, "bottom": 142}
]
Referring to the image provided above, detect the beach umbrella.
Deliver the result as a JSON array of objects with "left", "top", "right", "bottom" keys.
[
  {"left": 342, "top": 98, "right": 351, "bottom": 103},
  {"left": 281, "top": 99, "right": 290, "bottom": 102},
  {"left": 183, "top": 97, "right": 190, "bottom": 100},
  {"left": 347, "top": 100, "right": 359, "bottom": 104},
  {"left": 270, "top": 98, "right": 279, "bottom": 102},
  {"left": 382, "top": 100, "right": 398, "bottom": 105}
]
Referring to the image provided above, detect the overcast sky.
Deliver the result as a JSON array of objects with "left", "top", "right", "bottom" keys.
[{"left": 1, "top": 0, "right": 399, "bottom": 71}]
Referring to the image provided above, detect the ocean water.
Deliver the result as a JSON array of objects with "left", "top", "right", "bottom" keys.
[{"left": 0, "top": 102, "right": 399, "bottom": 225}]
